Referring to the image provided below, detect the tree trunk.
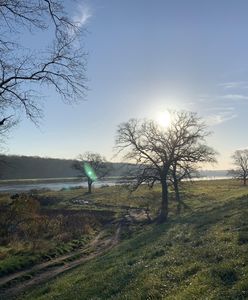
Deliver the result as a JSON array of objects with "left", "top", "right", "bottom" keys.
[
  {"left": 158, "top": 179, "right": 169, "bottom": 223},
  {"left": 243, "top": 176, "right": 247, "bottom": 186},
  {"left": 173, "top": 178, "right": 181, "bottom": 214},
  {"left": 87, "top": 178, "right": 92, "bottom": 194}
]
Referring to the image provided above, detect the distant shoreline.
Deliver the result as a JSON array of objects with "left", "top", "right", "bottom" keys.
[
  {"left": 0, "top": 175, "right": 232, "bottom": 186},
  {"left": 0, "top": 176, "right": 234, "bottom": 194},
  {"left": 0, "top": 176, "right": 122, "bottom": 186},
  {"left": 0, "top": 177, "right": 80, "bottom": 185}
]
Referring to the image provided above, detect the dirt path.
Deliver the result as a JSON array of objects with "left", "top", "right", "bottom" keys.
[
  {"left": 0, "top": 224, "right": 121, "bottom": 299},
  {"left": 0, "top": 209, "right": 148, "bottom": 299},
  {"left": 0, "top": 231, "right": 104, "bottom": 288}
]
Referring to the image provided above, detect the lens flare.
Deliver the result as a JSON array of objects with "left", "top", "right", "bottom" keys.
[{"left": 83, "top": 162, "right": 97, "bottom": 181}]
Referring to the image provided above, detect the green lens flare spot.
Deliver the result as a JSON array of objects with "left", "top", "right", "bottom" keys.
[{"left": 83, "top": 162, "right": 97, "bottom": 181}]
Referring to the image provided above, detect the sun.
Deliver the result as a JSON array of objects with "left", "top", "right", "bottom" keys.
[{"left": 157, "top": 110, "right": 171, "bottom": 128}]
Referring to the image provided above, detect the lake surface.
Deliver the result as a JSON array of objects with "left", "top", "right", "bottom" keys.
[{"left": 0, "top": 176, "right": 232, "bottom": 193}]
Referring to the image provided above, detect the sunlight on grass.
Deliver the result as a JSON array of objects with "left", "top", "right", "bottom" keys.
[{"left": 17, "top": 180, "right": 248, "bottom": 300}]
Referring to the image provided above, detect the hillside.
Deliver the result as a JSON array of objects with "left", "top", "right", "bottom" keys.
[
  {"left": 0, "top": 155, "right": 135, "bottom": 180},
  {"left": 13, "top": 180, "right": 248, "bottom": 300},
  {"left": 0, "top": 155, "right": 228, "bottom": 181}
]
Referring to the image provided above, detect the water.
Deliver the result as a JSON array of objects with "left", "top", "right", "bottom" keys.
[
  {"left": 0, "top": 179, "right": 120, "bottom": 193},
  {"left": 0, "top": 176, "right": 232, "bottom": 193},
  {"left": 184, "top": 176, "right": 232, "bottom": 181}
]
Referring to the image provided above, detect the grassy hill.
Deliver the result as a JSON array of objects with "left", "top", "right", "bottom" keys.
[{"left": 8, "top": 180, "right": 248, "bottom": 299}]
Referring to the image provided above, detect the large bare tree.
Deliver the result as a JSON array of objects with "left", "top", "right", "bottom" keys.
[
  {"left": 228, "top": 150, "right": 248, "bottom": 185},
  {"left": 115, "top": 111, "right": 216, "bottom": 223},
  {"left": 0, "top": 0, "right": 87, "bottom": 127}
]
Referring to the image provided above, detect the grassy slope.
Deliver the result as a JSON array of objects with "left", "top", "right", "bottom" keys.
[{"left": 19, "top": 180, "right": 248, "bottom": 299}]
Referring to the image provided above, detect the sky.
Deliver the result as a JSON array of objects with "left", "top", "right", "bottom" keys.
[{"left": 5, "top": 0, "right": 248, "bottom": 169}]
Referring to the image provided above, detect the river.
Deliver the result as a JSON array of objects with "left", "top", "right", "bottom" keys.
[{"left": 0, "top": 176, "right": 232, "bottom": 193}]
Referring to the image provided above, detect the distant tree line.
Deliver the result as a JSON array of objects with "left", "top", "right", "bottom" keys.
[
  {"left": 0, "top": 155, "right": 136, "bottom": 180},
  {"left": 0, "top": 156, "right": 79, "bottom": 179}
]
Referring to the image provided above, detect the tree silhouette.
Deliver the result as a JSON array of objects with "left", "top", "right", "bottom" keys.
[
  {"left": 73, "top": 152, "right": 110, "bottom": 194},
  {"left": 229, "top": 150, "right": 248, "bottom": 185},
  {"left": 115, "top": 111, "right": 216, "bottom": 222}
]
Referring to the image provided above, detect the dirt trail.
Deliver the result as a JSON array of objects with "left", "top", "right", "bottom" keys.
[
  {"left": 0, "top": 224, "right": 121, "bottom": 299},
  {"left": 0, "top": 208, "right": 147, "bottom": 299},
  {"left": 0, "top": 231, "right": 104, "bottom": 288}
]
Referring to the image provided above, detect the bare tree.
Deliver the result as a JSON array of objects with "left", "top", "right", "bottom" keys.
[
  {"left": 169, "top": 162, "right": 198, "bottom": 214},
  {"left": 73, "top": 152, "right": 110, "bottom": 194},
  {"left": 0, "top": 0, "right": 87, "bottom": 126},
  {"left": 228, "top": 150, "right": 248, "bottom": 185},
  {"left": 115, "top": 111, "right": 217, "bottom": 223}
]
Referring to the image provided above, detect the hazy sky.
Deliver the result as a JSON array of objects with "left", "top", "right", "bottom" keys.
[{"left": 6, "top": 0, "right": 248, "bottom": 169}]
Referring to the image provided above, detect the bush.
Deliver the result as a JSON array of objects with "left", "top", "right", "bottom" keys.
[{"left": 35, "top": 196, "right": 59, "bottom": 206}]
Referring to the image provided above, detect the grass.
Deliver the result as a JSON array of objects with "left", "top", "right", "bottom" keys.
[
  {"left": 13, "top": 179, "right": 248, "bottom": 300},
  {"left": 30, "top": 184, "right": 160, "bottom": 210},
  {"left": 0, "top": 237, "right": 93, "bottom": 277}
]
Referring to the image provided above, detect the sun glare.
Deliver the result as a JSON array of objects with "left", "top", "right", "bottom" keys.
[{"left": 157, "top": 110, "right": 171, "bottom": 128}]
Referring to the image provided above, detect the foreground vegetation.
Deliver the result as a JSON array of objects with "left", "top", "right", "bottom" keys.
[
  {"left": 0, "top": 179, "right": 246, "bottom": 299},
  {"left": 0, "top": 188, "right": 117, "bottom": 278}
]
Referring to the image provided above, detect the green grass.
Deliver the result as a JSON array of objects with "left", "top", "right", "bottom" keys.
[
  {"left": 0, "top": 253, "right": 38, "bottom": 276},
  {"left": 0, "top": 237, "right": 92, "bottom": 277},
  {"left": 17, "top": 179, "right": 248, "bottom": 300}
]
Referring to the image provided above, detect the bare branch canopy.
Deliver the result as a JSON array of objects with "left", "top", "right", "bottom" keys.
[
  {"left": 228, "top": 149, "right": 248, "bottom": 185},
  {"left": 115, "top": 111, "right": 217, "bottom": 222},
  {"left": 0, "top": 0, "right": 87, "bottom": 127}
]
